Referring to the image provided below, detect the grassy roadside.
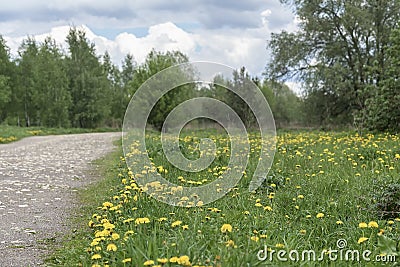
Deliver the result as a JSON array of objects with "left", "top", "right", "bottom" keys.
[
  {"left": 45, "top": 139, "right": 123, "bottom": 266},
  {"left": 0, "top": 125, "right": 119, "bottom": 144}
]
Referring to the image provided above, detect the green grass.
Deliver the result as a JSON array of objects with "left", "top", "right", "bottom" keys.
[
  {"left": 49, "top": 130, "right": 400, "bottom": 266},
  {"left": 45, "top": 139, "right": 123, "bottom": 266},
  {"left": 0, "top": 125, "right": 119, "bottom": 144}
]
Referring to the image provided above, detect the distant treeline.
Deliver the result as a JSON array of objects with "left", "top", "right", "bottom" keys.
[{"left": 0, "top": 27, "right": 308, "bottom": 129}]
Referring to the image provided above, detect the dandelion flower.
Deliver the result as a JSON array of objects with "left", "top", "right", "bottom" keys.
[
  {"left": 368, "top": 221, "right": 378, "bottom": 228},
  {"left": 225, "top": 239, "right": 235, "bottom": 247},
  {"left": 220, "top": 224, "right": 233, "bottom": 233},
  {"left": 171, "top": 220, "right": 182, "bottom": 227},
  {"left": 91, "top": 254, "right": 101, "bottom": 260},
  {"left": 157, "top": 258, "right": 168, "bottom": 263},
  {"left": 358, "top": 222, "right": 368, "bottom": 228},
  {"left": 143, "top": 260, "right": 155, "bottom": 265},
  {"left": 158, "top": 217, "right": 167, "bottom": 222},
  {"left": 122, "top": 258, "right": 132, "bottom": 263},
  {"left": 106, "top": 243, "right": 117, "bottom": 251},
  {"left": 316, "top": 213, "right": 324, "bottom": 218},
  {"left": 111, "top": 233, "right": 120, "bottom": 240},
  {"left": 357, "top": 237, "right": 368, "bottom": 244},
  {"left": 169, "top": 256, "right": 179, "bottom": 262},
  {"left": 177, "top": 255, "right": 191, "bottom": 265},
  {"left": 135, "top": 217, "right": 150, "bottom": 224},
  {"left": 264, "top": 206, "right": 273, "bottom": 211},
  {"left": 336, "top": 220, "right": 344, "bottom": 225},
  {"left": 275, "top": 243, "right": 285, "bottom": 248}
]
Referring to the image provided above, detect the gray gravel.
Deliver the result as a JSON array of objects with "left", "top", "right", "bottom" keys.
[{"left": 0, "top": 132, "right": 120, "bottom": 267}]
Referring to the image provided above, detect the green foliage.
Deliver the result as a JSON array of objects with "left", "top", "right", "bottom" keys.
[
  {"left": 362, "top": 26, "right": 400, "bottom": 132},
  {"left": 267, "top": 0, "right": 400, "bottom": 130},
  {"left": 35, "top": 37, "right": 71, "bottom": 127},
  {"left": 262, "top": 80, "right": 302, "bottom": 127},
  {"left": 66, "top": 28, "right": 111, "bottom": 128},
  {"left": 127, "top": 50, "right": 195, "bottom": 131},
  {"left": 0, "top": 27, "right": 304, "bottom": 130},
  {"left": 374, "top": 183, "right": 400, "bottom": 219},
  {"left": 0, "top": 36, "right": 14, "bottom": 122}
]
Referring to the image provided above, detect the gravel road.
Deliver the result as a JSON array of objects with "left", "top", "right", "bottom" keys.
[{"left": 0, "top": 132, "right": 120, "bottom": 267}]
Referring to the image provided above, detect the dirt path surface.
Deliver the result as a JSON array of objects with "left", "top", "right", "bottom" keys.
[{"left": 0, "top": 132, "right": 120, "bottom": 267}]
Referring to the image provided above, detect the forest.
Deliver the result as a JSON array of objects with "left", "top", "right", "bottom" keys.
[
  {"left": 0, "top": 0, "right": 399, "bottom": 132},
  {"left": 0, "top": 28, "right": 302, "bottom": 130}
]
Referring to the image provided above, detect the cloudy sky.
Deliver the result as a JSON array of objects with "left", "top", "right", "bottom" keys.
[{"left": 0, "top": 0, "right": 297, "bottom": 77}]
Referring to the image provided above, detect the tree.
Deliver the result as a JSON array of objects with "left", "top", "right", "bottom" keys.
[
  {"left": 15, "top": 37, "right": 39, "bottom": 126},
  {"left": 35, "top": 37, "right": 71, "bottom": 127},
  {"left": 66, "top": 28, "right": 110, "bottom": 128},
  {"left": 127, "top": 50, "right": 193, "bottom": 130},
  {"left": 263, "top": 80, "right": 302, "bottom": 127},
  {"left": 0, "top": 36, "right": 13, "bottom": 122},
  {"left": 266, "top": 0, "right": 400, "bottom": 127},
  {"left": 363, "top": 25, "right": 400, "bottom": 132},
  {"left": 102, "top": 52, "right": 136, "bottom": 127}
]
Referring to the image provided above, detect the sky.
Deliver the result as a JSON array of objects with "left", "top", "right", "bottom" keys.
[{"left": 0, "top": 0, "right": 298, "bottom": 82}]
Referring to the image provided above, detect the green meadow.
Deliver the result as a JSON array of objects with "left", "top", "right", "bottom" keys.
[{"left": 61, "top": 130, "right": 400, "bottom": 266}]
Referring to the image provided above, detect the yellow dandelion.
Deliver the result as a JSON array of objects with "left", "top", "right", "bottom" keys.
[
  {"left": 143, "top": 260, "right": 155, "bottom": 266},
  {"left": 368, "top": 221, "right": 378, "bottom": 228},
  {"left": 111, "top": 233, "right": 120, "bottom": 240},
  {"left": 91, "top": 254, "right": 101, "bottom": 260},
  {"left": 169, "top": 256, "right": 179, "bottom": 263},
  {"left": 220, "top": 224, "right": 233, "bottom": 233},
  {"left": 122, "top": 258, "right": 132, "bottom": 263},
  {"left": 171, "top": 220, "right": 182, "bottom": 227},
  {"left": 358, "top": 222, "right": 368, "bottom": 228},
  {"left": 316, "top": 213, "right": 324, "bottom": 218},
  {"left": 157, "top": 258, "right": 168, "bottom": 263},
  {"left": 106, "top": 243, "right": 117, "bottom": 251},
  {"left": 275, "top": 243, "right": 285, "bottom": 248},
  {"left": 90, "top": 240, "right": 99, "bottom": 246},
  {"left": 264, "top": 206, "right": 273, "bottom": 211},
  {"left": 225, "top": 239, "right": 235, "bottom": 247},
  {"left": 357, "top": 237, "right": 368, "bottom": 244},
  {"left": 177, "top": 255, "right": 191, "bottom": 265},
  {"left": 135, "top": 217, "right": 150, "bottom": 224},
  {"left": 158, "top": 217, "right": 167, "bottom": 222}
]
